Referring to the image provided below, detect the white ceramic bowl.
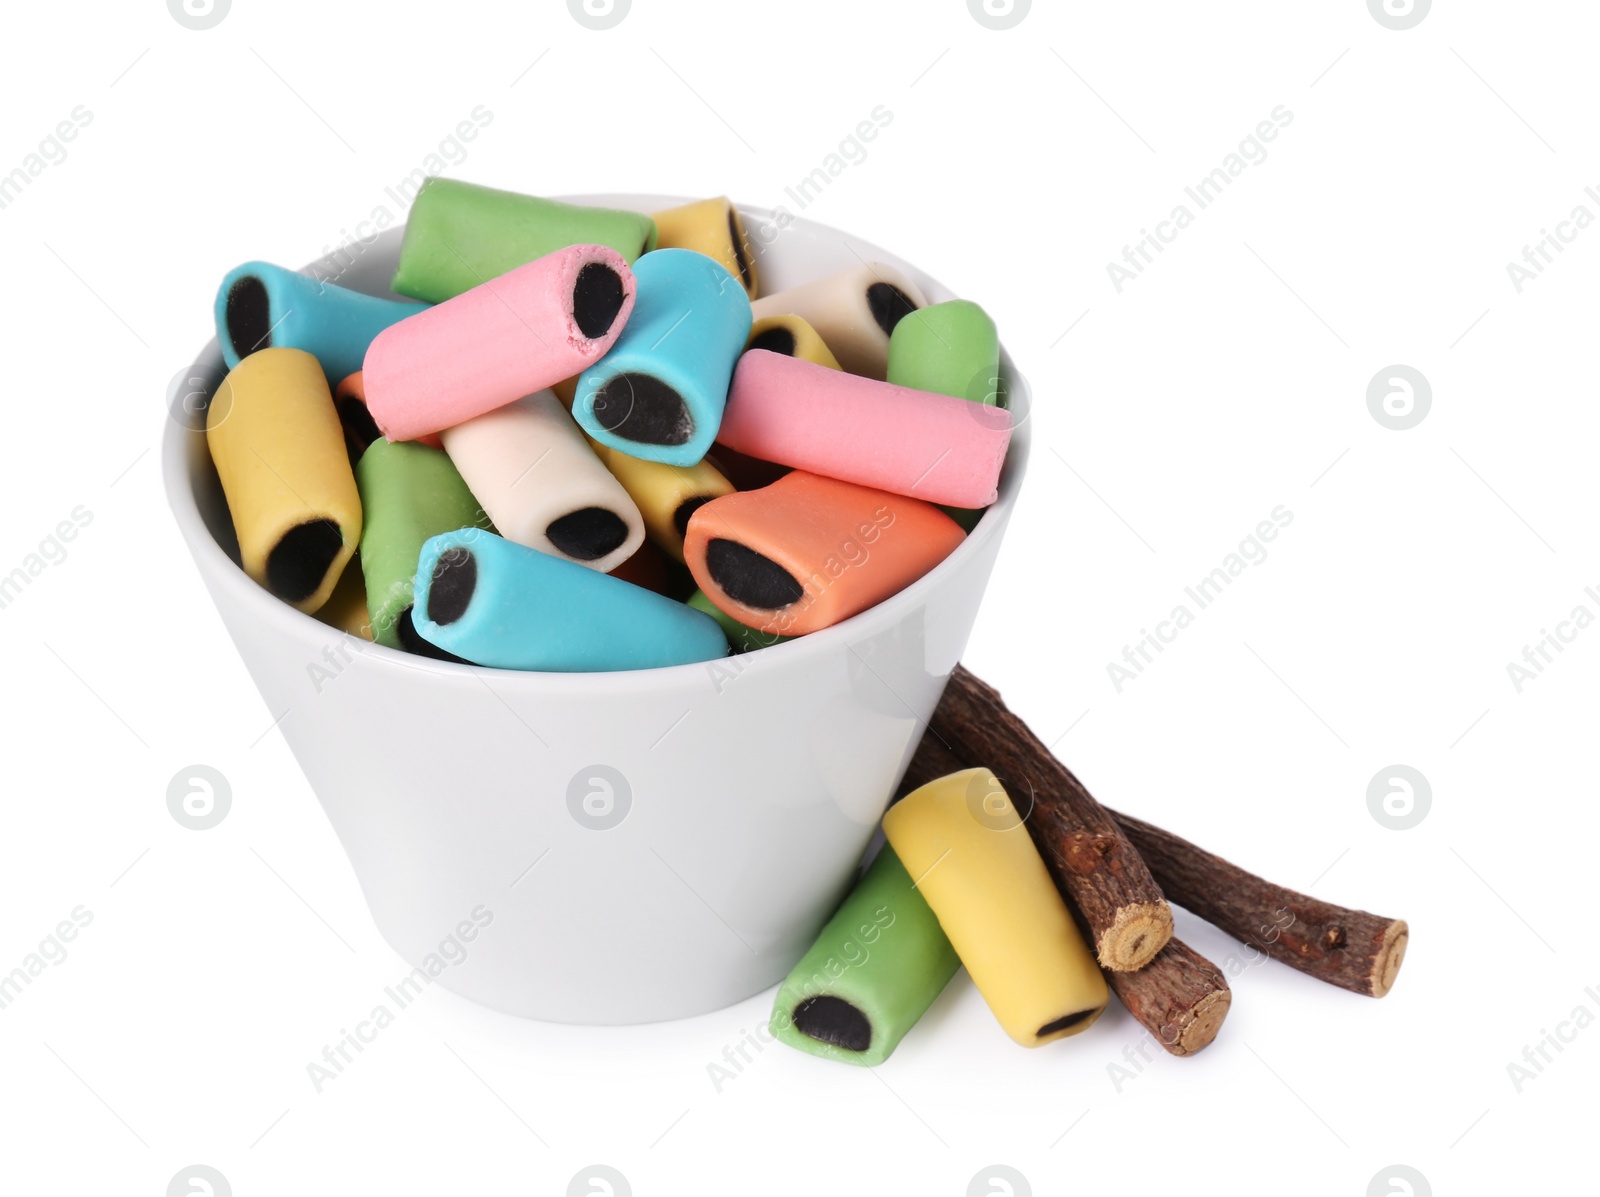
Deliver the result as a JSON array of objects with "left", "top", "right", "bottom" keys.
[{"left": 163, "top": 196, "right": 1032, "bottom": 1024}]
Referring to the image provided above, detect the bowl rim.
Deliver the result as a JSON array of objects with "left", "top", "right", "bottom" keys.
[{"left": 162, "top": 194, "right": 1033, "bottom": 694}]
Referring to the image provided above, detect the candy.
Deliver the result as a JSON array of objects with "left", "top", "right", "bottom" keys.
[
  {"left": 652, "top": 197, "right": 759, "bottom": 298},
  {"left": 333, "top": 371, "right": 381, "bottom": 464},
  {"left": 206, "top": 348, "right": 361, "bottom": 613},
  {"left": 214, "top": 262, "right": 427, "bottom": 382},
  {"left": 885, "top": 301, "right": 1003, "bottom": 532},
  {"left": 885, "top": 300, "right": 1000, "bottom": 406},
  {"left": 686, "top": 589, "right": 793, "bottom": 653},
  {"left": 390, "top": 179, "right": 658, "bottom": 303},
  {"left": 749, "top": 262, "right": 926, "bottom": 379},
  {"left": 719, "top": 350, "right": 1013, "bottom": 508},
  {"left": 744, "top": 313, "right": 842, "bottom": 370},
  {"left": 572, "top": 249, "right": 752, "bottom": 467},
  {"left": 314, "top": 553, "right": 374, "bottom": 641},
  {"left": 589, "top": 440, "right": 733, "bottom": 563},
  {"left": 683, "top": 471, "right": 964, "bottom": 636},
  {"left": 363, "top": 245, "right": 636, "bottom": 443},
  {"left": 440, "top": 390, "right": 644, "bottom": 572},
  {"left": 355, "top": 438, "right": 491, "bottom": 653},
  {"left": 882, "top": 768, "right": 1109, "bottom": 1048},
  {"left": 410, "top": 529, "right": 728, "bottom": 671},
  {"left": 769, "top": 845, "right": 960, "bottom": 1066}
]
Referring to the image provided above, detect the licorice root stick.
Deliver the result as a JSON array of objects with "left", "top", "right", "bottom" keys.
[
  {"left": 926, "top": 666, "right": 1174, "bottom": 972},
  {"left": 1105, "top": 809, "right": 1408, "bottom": 999},
  {"left": 896, "top": 732, "right": 1229, "bottom": 1056},
  {"left": 1104, "top": 938, "right": 1230, "bottom": 1056},
  {"left": 907, "top": 666, "right": 1411, "bottom": 999}
]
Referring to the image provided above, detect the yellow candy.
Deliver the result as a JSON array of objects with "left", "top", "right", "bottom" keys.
[
  {"left": 314, "top": 553, "right": 374, "bottom": 640},
  {"left": 207, "top": 347, "right": 362, "bottom": 613},
  {"left": 882, "top": 767, "right": 1109, "bottom": 1047},
  {"left": 651, "top": 196, "right": 759, "bottom": 298},
  {"left": 745, "top": 314, "right": 842, "bottom": 370},
  {"left": 588, "top": 439, "right": 734, "bottom": 562}
]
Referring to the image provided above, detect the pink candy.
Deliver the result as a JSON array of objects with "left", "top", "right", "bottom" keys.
[
  {"left": 718, "top": 350, "right": 1013, "bottom": 508},
  {"left": 362, "top": 244, "right": 636, "bottom": 442}
]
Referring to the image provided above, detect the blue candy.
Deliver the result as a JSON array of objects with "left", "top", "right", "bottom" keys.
[
  {"left": 572, "top": 248, "right": 752, "bottom": 467},
  {"left": 213, "top": 261, "right": 427, "bottom": 382},
  {"left": 411, "top": 528, "right": 728, "bottom": 672}
]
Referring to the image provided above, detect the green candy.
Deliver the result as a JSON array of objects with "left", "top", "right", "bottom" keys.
[
  {"left": 391, "top": 178, "right": 659, "bottom": 303},
  {"left": 356, "top": 439, "right": 491, "bottom": 649},
  {"left": 687, "top": 589, "right": 794, "bottom": 654},
  {"left": 886, "top": 300, "right": 1001, "bottom": 405},
  {"left": 887, "top": 300, "right": 1003, "bottom": 532},
  {"left": 770, "top": 845, "right": 960, "bottom": 1067}
]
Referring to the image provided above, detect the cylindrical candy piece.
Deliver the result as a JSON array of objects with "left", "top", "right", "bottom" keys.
[
  {"left": 214, "top": 261, "right": 428, "bottom": 381},
  {"left": 410, "top": 529, "right": 729, "bottom": 672},
  {"left": 686, "top": 589, "right": 793, "bottom": 653},
  {"left": 769, "top": 845, "right": 960, "bottom": 1066},
  {"left": 589, "top": 440, "right": 734, "bottom": 563},
  {"left": 441, "top": 390, "right": 644, "bottom": 572},
  {"left": 683, "top": 471, "right": 965, "bottom": 637},
  {"left": 334, "top": 371, "right": 382, "bottom": 465},
  {"left": 391, "top": 178, "right": 658, "bottom": 303},
  {"left": 883, "top": 768, "right": 1110, "bottom": 1047},
  {"left": 314, "top": 553, "right": 374, "bottom": 641},
  {"left": 206, "top": 348, "right": 361, "bottom": 613},
  {"left": 572, "top": 249, "right": 752, "bottom": 467},
  {"left": 719, "top": 350, "right": 1013, "bottom": 508},
  {"left": 652, "top": 196, "right": 759, "bottom": 299},
  {"left": 363, "top": 244, "right": 636, "bottom": 443},
  {"left": 885, "top": 300, "right": 1003, "bottom": 531},
  {"left": 749, "top": 262, "right": 927, "bottom": 379},
  {"left": 745, "top": 313, "right": 842, "bottom": 370},
  {"left": 355, "top": 438, "right": 491, "bottom": 652},
  {"left": 886, "top": 300, "right": 1001, "bottom": 406}
]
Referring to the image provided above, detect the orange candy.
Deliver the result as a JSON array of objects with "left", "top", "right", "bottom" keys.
[{"left": 685, "top": 471, "right": 964, "bottom": 637}]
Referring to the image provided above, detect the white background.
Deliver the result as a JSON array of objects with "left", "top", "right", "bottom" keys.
[{"left": 1, "top": 1, "right": 1595, "bottom": 1193}]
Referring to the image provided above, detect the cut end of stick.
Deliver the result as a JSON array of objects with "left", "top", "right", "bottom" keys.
[
  {"left": 1096, "top": 903, "right": 1175, "bottom": 972},
  {"left": 1370, "top": 920, "right": 1409, "bottom": 998},
  {"left": 1174, "top": 988, "right": 1231, "bottom": 1056}
]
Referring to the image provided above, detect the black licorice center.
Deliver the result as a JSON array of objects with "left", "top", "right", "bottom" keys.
[
  {"left": 266, "top": 520, "right": 343, "bottom": 603},
  {"left": 337, "top": 397, "right": 381, "bottom": 454},
  {"left": 225, "top": 275, "right": 274, "bottom": 358},
  {"left": 727, "top": 207, "right": 754, "bottom": 292},
  {"left": 427, "top": 548, "right": 477, "bottom": 626},
  {"left": 792, "top": 996, "right": 872, "bottom": 1052},
  {"left": 546, "top": 506, "right": 628, "bottom": 561},
  {"left": 705, "top": 538, "right": 804, "bottom": 610},
  {"left": 748, "top": 326, "right": 797, "bottom": 356},
  {"left": 672, "top": 496, "right": 711, "bottom": 539},
  {"left": 1037, "top": 1008, "right": 1097, "bottom": 1037},
  {"left": 866, "top": 282, "right": 916, "bottom": 337},
  {"left": 592, "top": 373, "right": 693, "bottom": 446},
  {"left": 395, "top": 605, "right": 471, "bottom": 663},
  {"left": 571, "top": 262, "right": 626, "bottom": 339}
]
